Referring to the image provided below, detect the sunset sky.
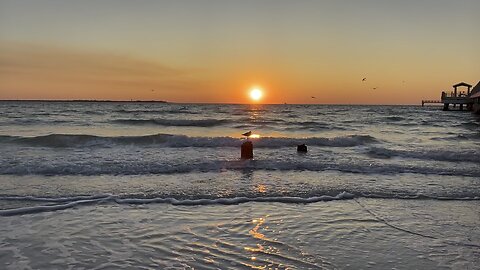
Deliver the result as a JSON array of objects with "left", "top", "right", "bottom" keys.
[{"left": 0, "top": 0, "right": 479, "bottom": 104}]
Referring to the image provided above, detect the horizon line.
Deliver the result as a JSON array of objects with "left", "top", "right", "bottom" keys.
[{"left": 0, "top": 99, "right": 428, "bottom": 106}]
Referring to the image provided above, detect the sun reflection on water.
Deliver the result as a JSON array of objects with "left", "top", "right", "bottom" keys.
[
  {"left": 243, "top": 215, "right": 275, "bottom": 269},
  {"left": 257, "top": 184, "right": 267, "bottom": 193},
  {"left": 249, "top": 217, "right": 267, "bottom": 241}
]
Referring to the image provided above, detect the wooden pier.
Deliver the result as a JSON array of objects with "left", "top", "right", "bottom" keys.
[
  {"left": 423, "top": 82, "right": 479, "bottom": 111},
  {"left": 441, "top": 82, "right": 473, "bottom": 111}
]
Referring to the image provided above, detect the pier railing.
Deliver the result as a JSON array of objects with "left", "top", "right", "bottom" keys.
[
  {"left": 421, "top": 100, "right": 441, "bottom": 106},
  {"left": 422, "top": 97, "right": 472, "bottom": 106},
  {"left": 441, "top": 96, "right": 471, "bottom": 104},
  {"left": 442, "top": 92, "right": 468, "bottom": 98}
]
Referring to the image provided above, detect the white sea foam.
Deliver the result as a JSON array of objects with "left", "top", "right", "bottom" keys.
[{"left": 0, "top": 133, "right": 377, "bottom": 148}]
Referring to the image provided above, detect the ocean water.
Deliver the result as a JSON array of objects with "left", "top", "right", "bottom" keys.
[{"left": 0, "top": 101, "right": 479, "bottom": 269}]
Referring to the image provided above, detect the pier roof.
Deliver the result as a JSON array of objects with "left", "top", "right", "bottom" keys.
[
  {"left": 469, "top": 81, "right": 480, "bottom": 96},
  {"left": 453, "top": 82, "right": 472, "bottom": 88}
]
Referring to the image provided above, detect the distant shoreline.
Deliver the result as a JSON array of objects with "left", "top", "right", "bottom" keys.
[{"left": 0, "top": 99, "right": 169, "bottom": 103}]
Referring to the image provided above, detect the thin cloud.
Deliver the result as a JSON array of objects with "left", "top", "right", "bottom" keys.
[{"left": 0, "top": 42, "right": 209, "bottom": 100}]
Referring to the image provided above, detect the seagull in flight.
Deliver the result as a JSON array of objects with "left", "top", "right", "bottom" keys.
[
  {"left": 362, "top": 78, "right": 367, "bottom": 82},
  {"left": 311, "top": 96, "right": 316, "bottom": 99}
]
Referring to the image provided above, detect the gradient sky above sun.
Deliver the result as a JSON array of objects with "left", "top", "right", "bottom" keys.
[{"left": 0, "top": 0, "right": 479, "bottom": 104}]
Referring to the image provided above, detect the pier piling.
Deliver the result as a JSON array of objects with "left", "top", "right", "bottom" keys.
[{"left": 241, "top": 141, "right": 253, "bottom": 159}]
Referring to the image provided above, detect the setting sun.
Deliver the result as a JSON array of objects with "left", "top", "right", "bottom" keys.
[{"left": 249, "top": 87, "right": 263, "bottom": 102}]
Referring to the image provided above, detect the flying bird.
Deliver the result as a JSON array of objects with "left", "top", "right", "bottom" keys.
[
  {"left": 372, "top": 87, "right": 377, "bottom": 90},
  {"left": 362, "top": 78, "right": 367, "bottom": 82},
  {"left": 311, "top": 96, "right": 316, "bottom": 99}
]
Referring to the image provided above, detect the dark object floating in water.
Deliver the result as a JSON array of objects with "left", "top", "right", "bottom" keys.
[{"left": 297, "top": 144, "right": 308, "bottom": 153}]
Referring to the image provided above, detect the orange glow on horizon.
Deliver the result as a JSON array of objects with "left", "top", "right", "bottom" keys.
[{"left": 0, "top": 42, "right": 477, "bottom": 105}]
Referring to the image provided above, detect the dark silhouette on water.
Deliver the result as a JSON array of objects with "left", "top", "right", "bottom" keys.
[{"left": 297, "top": 144, "right": 308, "bottom": 153}]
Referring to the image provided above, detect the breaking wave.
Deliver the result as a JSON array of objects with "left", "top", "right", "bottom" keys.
[
  {"left": 1, "top": 158, "right": 479, "bottom": 177},
  {"left": 0, "top": 133, "right": 377, "bottom": 148}
]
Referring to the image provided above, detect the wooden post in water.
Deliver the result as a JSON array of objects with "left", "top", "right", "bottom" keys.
[{"left": 241, "top": 141, "right": 253, "bottom": 159}]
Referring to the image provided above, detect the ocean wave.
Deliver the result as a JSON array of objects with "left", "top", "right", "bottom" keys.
[
  {"left": 0, "top": 192, "right": 354, "bottom": 216},
  {"left": 0, "top": 133, "right": 377, "bottom": 148},
  {"left": 238, "top": 117, "right": 286, "bottom": 125},
  {"left": 383, "top": 116, "right": 406, "bottom": 122},
  {"left": 112, "top": 118, "right": 227, "bottom": 127},
  {"left": 0, "top": 194, "right": 111, "bottom": 203},
  {"left": 1, "top": 158, "right": 479, "bottom": 177},
  {"left": 461, "top": 121, "right": 480, "bottom": 128},
  {"left": 283, "top": 121, "right": 348, "bottom": 131},
  {"left": 2, "top": 119, "right": 71, "bottom": 125},
  {"left": 84, "top": 110, "right": 104, "bottom": 115},
  {"left": 366, "top": 147, "right": 480, "bottom": 164},
  {"left": 1, "top": 191, "right": 479, "bottom": 216},
  {"left": 431, "top": 133, "right": 480, "bottom": 141},
  {"left": 0, "top": 197, "right": 110, "bottom": 216},
  {"left": 231, "top": 108, "right": 269, "bottom": 116},
  {"left": 114, "top": 109, "right": 199, "bottom": 115},
  {"left": 2, "top": 191, "right": 478, "bottom": 204}
]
